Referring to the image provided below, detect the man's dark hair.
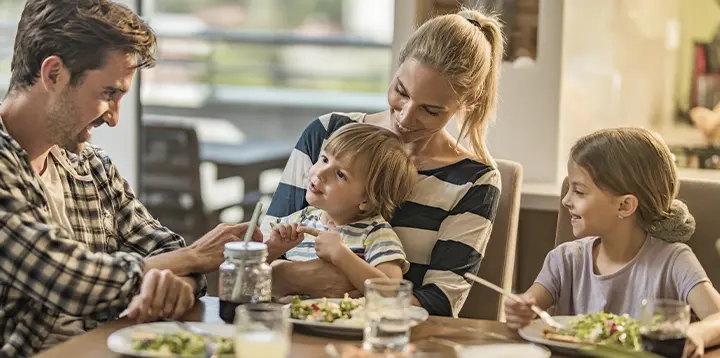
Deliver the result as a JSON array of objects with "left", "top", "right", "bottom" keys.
[{"left": 9, "top": 0, "right": 156, "bottom": 92}]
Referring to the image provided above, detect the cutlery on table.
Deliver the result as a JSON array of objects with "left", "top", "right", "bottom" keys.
[{"left": 463, "top": 273, "right": 568, "bottom": 331}]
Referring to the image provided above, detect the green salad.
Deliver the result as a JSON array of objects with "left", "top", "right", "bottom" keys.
[
  {"left": 131, "top": 331, "right": 234, "bottom": 356},
  {"left": 558, "top": 312, "right": 641, "bottom": 351},
  {"left": 290, "top": 294, "right": 362, "bottom": 323}
]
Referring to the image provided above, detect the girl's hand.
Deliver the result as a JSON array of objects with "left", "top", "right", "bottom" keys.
[{"left": 504, "top": 294, "right": 536, "bottom": 329}]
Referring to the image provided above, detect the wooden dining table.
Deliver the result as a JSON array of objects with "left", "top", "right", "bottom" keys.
[{"left": 35, "top": 297, "right": 720, "bottom": 358}]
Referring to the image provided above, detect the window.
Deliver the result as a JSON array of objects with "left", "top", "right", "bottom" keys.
[
  {"left": 141, "top": 0, "right": 393, "bottom": 111},
  {"left": 138, "top": 0, "right": 396, "bottom": 223},
  {"left": 0, "top": 0, "right": 24, "bottom": 97}
]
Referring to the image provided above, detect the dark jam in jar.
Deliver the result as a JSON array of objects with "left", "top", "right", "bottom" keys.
[{"left": 219, "top": 296, "right": 253, "bottom": 323}]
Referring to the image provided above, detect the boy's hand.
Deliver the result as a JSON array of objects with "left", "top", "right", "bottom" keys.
[
  {"left": 266, "top": 223, "right": 305, "bottom": 260},
  {"left": 299, "top": 222, "right": 347, "bottom": 263}
]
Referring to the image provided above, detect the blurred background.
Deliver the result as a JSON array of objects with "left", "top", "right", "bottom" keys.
[{"left": 2, "top": 0, "right": 720, "bottom": 294}]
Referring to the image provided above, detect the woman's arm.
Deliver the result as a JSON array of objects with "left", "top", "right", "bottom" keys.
[
  {"left": 410, "top": 169, "right": 501, "bottom": 317},
  {"left": 271, "top": 259, "right": 358, "bottom": 298}
]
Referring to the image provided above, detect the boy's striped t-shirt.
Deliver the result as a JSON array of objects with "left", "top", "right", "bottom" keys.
[{"left": 263, "top": 206, "right": 409, "bottom": 272}]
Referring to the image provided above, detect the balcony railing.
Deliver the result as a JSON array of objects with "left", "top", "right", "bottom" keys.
[{"left": 0, "top": 20, "right": 391, "bottom": 111}]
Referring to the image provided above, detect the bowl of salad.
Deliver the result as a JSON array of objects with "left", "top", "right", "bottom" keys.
[
  {"left": 519, "top": 312, "right": 651, "bottom": 355},
  {"left": 287, "top": 294, "right": 428, "bottom": 339},
  {"left": 107, "top": 322, "right": 235, "bottom": 357}
]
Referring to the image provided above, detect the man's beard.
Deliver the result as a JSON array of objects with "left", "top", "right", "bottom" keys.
[{"left": 46, "top": 92, "right": 99, "bottom": 154}]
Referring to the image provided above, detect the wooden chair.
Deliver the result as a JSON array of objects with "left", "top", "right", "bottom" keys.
[
  {"left": 459, "top": 159, "right": 523, "bottom": 321},
  {"left": 141, "top": 123, "right": 209, "bottom": 243}
]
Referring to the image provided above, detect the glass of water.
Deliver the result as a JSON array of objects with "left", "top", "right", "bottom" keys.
[
  {"left": 363, "top": 278, "right": 414, "bottom": 353},
  {"left": 234, "top": 303, "right": 291, "bottom": 358}
]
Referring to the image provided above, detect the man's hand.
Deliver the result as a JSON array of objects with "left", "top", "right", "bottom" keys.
[
  {"left": 189, "top": 223, "right": 262, "bottom": 273},
  {"left": 271, "top": 259, "right": 356, "bottom": 298},
  {"left": 127, "top": 269, "right": 195, "bottom": 323}
]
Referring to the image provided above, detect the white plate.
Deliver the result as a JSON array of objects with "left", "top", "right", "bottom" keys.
[
  {"left": 456, "top": 343, "right": 551, "bottom": 358},
  {"left": 518, "top": 316, "right": 586, "bottom": 350},
  {"left": 107, "top": 322, "right": 235, "bottom": 357},
  {"left": 287, "top": 298, "right": 429, "bottom": 339}
]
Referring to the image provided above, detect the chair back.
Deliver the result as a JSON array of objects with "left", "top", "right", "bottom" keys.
[
  {"left": 140, "top": 122, "right": 208, "bottom": 244},
  {"left": 459, "top": 159, "right": 523, "bottom": 320}
]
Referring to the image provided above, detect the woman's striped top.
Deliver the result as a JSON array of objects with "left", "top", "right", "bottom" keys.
[{"left": 264, "top": 112, "right": 501, "bottom": 317}]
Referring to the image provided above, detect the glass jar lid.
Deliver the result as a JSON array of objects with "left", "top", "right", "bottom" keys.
[{"left": 224, "top": 241, "right": 268, "bottom": 261}]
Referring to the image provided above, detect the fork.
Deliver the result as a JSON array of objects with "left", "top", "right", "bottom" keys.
[{"left": 463, "top": 273, "right": 567, "bottom": 331}]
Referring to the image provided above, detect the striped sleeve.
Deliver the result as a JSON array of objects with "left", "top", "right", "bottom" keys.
[
  {"left": 265, "top": 113, "right": 359, "bottom": 225},
  {"left": 363, "top": 222, "right": 410, "bottom": 273},
  {"left": 414, "top": 168, "right": 501, "bottom": 317}
]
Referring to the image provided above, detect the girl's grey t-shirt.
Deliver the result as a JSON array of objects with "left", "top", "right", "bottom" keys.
[{"left": 535, "top": 236, "right": 710, "bottom": 319}]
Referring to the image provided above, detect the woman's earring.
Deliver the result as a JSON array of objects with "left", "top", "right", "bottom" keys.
[{"left": 617, "top": 215, "right": 624, "bottom": 220}]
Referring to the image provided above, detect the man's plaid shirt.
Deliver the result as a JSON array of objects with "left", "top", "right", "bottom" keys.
[{"left": 0, "top": 119, "right": 206, "bottom": 357}]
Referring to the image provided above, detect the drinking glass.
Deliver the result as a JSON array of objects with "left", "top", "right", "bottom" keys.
[
  {"left": 639, "top": 298, "right": 690, "bottom": 358},
  {"left": 234, "top": 303, "right": 290, "bottom": 358},
  {"left": 362, "top": 278, "right": 413, "bottom": 353}
]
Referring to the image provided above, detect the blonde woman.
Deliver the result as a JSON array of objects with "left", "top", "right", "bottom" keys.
[
  {"left": 264, "top": 9, "right": 504, "bottom": 317},
  {"left": 505, "top": 128, "right": 720, "bottom": 330}
]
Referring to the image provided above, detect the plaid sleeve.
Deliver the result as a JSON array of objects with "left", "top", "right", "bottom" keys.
[
  {"left": 89, "top": 146, "right": 207, "bottom": 297},
  {"left": 0, "top": 152, "right": 145, "bottom": 318}
]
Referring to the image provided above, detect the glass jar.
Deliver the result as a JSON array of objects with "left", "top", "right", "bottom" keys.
[{"left": 219, "top": 241, "right": 272, "bottom": 323}]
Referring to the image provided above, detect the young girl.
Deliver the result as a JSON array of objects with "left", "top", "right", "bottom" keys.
[
  {"left": 260, "top": 123, "right": 417, "bottom": 292},
  {"left": 505, "top": 128, "right": 720, "bottom": 329}
]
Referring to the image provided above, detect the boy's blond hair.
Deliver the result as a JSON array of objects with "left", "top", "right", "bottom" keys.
[{"left": 323, "top": 123, "right": 417, "bottom": 221}]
